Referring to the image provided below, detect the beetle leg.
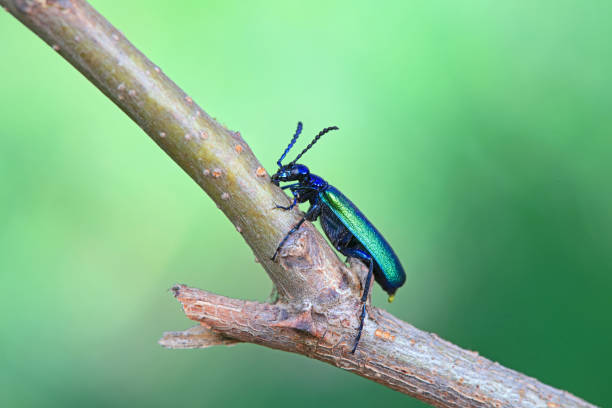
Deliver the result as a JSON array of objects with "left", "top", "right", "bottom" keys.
[
  {"left": 274, "top": 185, "right": 313, "bottom": 209},
  {"left": 336, "top": 232, "right": 354, "bottom": 263},
  {"left": 339, "top": 247, "right": 373, "bottom": 354},
  {"left": 274, "top": 196, "right": 298, "bottom": 211},
  {"left": 271, "top": 202, "right": 321, "bottom": 261}
]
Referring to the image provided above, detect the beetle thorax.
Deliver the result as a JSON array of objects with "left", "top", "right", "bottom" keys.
[{"left": 306, "top": 173, "right": 328, "bottom": 190}]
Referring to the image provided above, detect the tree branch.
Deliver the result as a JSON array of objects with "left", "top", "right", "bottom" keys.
[
  {"left": 163, "top": 284, "right": 594, "bottom": 408},
  {"left": 159, "top": 324, "right": 240, "bottom": 349},
  {"left": 1, "top": 1, "right": 596, "bottom": 407}
]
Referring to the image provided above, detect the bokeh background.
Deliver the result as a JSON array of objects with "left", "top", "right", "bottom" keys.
[{"left": 1, "top": 1, "right": 611, "bottom": 407}]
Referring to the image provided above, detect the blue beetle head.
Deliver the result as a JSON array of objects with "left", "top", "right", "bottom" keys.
[
  {"left": 271, "top": 163, "right": 310, "bottom": 186},
  {"left": 273, "top": 123, "right": 338, "bottom": 186}
]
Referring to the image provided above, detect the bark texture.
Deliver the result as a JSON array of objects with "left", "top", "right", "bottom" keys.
[{"left": 1, "top": 1, "right": 597, "bottom": 407}]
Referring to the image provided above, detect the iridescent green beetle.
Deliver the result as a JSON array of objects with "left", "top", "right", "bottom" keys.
[{"left": 271, "top": 122, "right": 406, "bottom": 353}]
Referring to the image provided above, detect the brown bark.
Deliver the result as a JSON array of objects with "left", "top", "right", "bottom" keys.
[{"left": 0, "top": 1, "right": 597, "bottom": 407}]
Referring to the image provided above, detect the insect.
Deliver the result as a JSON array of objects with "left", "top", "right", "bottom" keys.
[{"left": 271, "top": 122, "right": 406, "bottom": 353}]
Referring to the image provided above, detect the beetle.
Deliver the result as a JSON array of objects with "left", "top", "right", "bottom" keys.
[{"left": 270, "top": 122, "right": 406, "bottom": 353}]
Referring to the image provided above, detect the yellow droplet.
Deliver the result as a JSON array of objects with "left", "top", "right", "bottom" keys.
[{"left": 388, "top": 294, "right": 395, "bottom": 303}]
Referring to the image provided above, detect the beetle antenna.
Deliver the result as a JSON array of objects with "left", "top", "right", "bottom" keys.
[
  {"left": 289, "top": 125, "right": 339, "bottom": 165},
  {"left": 277, "top": 122, "right": 303, "bottom": 167}
]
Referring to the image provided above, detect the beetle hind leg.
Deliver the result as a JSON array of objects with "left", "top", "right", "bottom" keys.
[{"left": 339, "top": 247, "right": 373, "bottom": 354}]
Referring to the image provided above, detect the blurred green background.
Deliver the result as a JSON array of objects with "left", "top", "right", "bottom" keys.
[{"left": 1, "top": 1, "right": 611, "bottom": 406}]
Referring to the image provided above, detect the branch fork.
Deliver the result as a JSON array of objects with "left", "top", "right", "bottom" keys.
[{"left": 162, "top": 228, "right": 372, "bottom": 355}]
